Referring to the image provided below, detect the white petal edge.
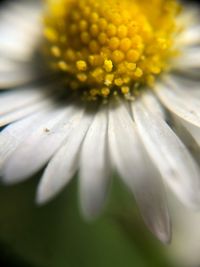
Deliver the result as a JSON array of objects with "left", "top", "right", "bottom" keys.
[
  {"left": 133, "top": 99, "right": 200, "bottom": 210},
  {"left": 0, "top": 87, "right": 48, "bottom": 115},
  {"left": 140, "top": 90, "right": 165, "bottom": 119},
  {"left": 36, "top": 109, "right": 95, "bottom": 204},
  {"left": 1, "top": 105, "right": 84, "bottom": 183},
  {"left": 155, "top": 81, "right": 200, "bottom": 128},
  {"left": 79, "top": 105, "right": 110, "bottom": 219},
  {"left": 108, "top": 101, "right": 171, "bottom": 244},
  {"left": 0, "top": 107, "right": 59, "bottom": 168},
  {"left": 0, "top": 97, "right": 55, "bottom": 127}
]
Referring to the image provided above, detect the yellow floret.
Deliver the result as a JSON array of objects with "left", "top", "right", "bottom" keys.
[
  {"left": 76, "top": 60, "right": 87, "bottom": 71},
  {"left": 103, "top": 60, "right": 113, "bottom": 72},
  {"left": 44, "top": 0, "right": 180, "bottom": 100}
]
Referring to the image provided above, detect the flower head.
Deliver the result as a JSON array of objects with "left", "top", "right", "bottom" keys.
[{"left": 0, "top": 0, "right": 200, "bottom": 244}]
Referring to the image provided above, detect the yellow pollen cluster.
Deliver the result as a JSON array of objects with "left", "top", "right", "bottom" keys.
[{"left": 44, "top": 0, "right": 180, "bottom": 100}]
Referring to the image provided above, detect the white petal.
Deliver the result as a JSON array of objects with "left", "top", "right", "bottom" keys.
[
  {"left": 0, "top": 59, "right": 35, "bottom": 88},
  {"left": 141, "top": 90, "right": 165, "bottom": 119},
  {"left": 37, "top": 110, "right": 95, "bottom": 204},
  {"left": 0, "top": 97, "right": 55, "bottom": 127},
  {"left": 173, "top": 114, "right": 200, "bottom": 163},
  {"left": 164, "top": 74, "right": 200, "bottom": 92},
  {"left": 0, "top": 0, "right": 41, "bottom": 35},
  {"left": 1, "top": 105, "right": 84, "bottom": 183},
  {"left": 178, "top": 25, "right": 200, "bottom": 46},
  {"left": 79, "top": 105, "right": 110, "bottom": 219},
  {"left": 133, "top": 101, "right": 200, "bottom": 209},
  {"left": 0, "top": 107, "right": 60, "bottom": 168},
  {"left": 155, "top": 81, "right": 200, "bottom": 128},
  {"left": 108, "top": 102, "right": 171, "bottom": 243},
  {"left": 183, "top": 122, "right": 200, "bottom": 148},
  {"left": 0, "top": 87, "right": 47, "bottom": 115},
  {"left": 0, "top": 0, "right": 42, "bottom": 61},
  {"left": 172, "top": 48, "right": 200, "bottom": 69}
]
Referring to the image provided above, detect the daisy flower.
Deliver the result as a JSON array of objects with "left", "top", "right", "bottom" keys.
[{"left": 1, "top": 0, "right": 200, "bottom": 244}]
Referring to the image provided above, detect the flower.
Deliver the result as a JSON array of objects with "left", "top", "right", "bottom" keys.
[{"left": 0, "top": 0, "right": 200, "bottom": 244}]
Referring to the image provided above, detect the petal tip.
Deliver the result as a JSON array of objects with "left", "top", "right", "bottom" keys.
[
  {"left": 80, "top": 198, "right": 103, "bottom": 222},
  {"left": 157, "top": 228, "right": 172, "bottom": 245},
  {"left": 35, "top": 184, "right": 51, "bottom": 205},
  {"left": 149, "top": 219, "right": 172, "bottom": 245}
]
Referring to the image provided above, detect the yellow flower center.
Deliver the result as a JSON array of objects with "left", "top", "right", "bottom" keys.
[{"left": 43, "top": 0, "right": 180, "bottom": 100}]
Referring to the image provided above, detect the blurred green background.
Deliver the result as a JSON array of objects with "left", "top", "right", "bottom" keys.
[{"left": 0, "top": 174, "right": 175, "bottom": 267}]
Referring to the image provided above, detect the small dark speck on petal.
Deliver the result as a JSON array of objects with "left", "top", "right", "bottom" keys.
[{"left": 44, "top": 128, "right": 50, "bottom": 133}]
